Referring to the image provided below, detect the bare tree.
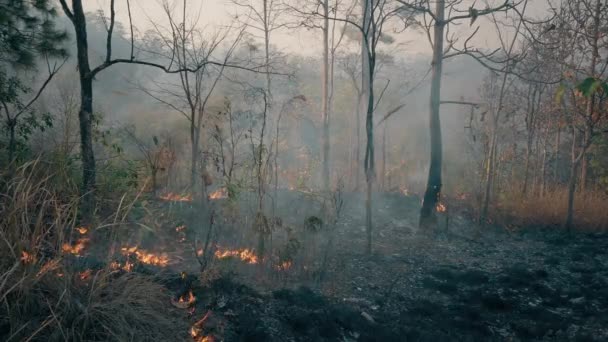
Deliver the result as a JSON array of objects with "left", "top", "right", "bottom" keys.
[{"left": 58, "top": 0, "right": 268, "bottom": 221}]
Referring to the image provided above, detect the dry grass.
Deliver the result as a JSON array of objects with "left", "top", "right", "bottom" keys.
[
  {"left": 491, "top": 187, "right": 608, "bottom": 231},
  {"left": 0, "top": 161, "right": 187, "bottom": 341}
]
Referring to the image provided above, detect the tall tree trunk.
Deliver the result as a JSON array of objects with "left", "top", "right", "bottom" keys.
[
  {"left": 61, "top": 0, "right": 96, "bottom": 222},
  {"left": 355, "top": 93, "right": 362, "bottom": 190},
  {"left": 540, "top": 137, "right": 547, "bottom": 198},
  {"left": 522, "top": 137, "right": 532, "bottom": 194},
  {"left": 381, "top": 122, "right": 387, "bottom": 191},
  {"left": 321, "top": 0, "right": 330, "bottom": 192},
  {"left": 190, "top": 121, "right": 198, "bottom": 190},
  {"left": 480, "top": 129, "right": 497, "bottom": 224},
  {"left": 419, "top": 0, "right": 445, "bottom": 230},
  {"left": 554, "top": 126, "right": 560, "bottom": 184},
  {"left": 364, "top": 82, "right": 374, "bottom": 255}
]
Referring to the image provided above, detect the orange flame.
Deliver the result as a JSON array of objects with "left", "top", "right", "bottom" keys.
[
  {"left": 436, "top": 202, "right": 447, "bottom": 213},
  {"left": 76, "top": 226, "right": 88, "bottom": 235},
  {"left": 121, "top": 246, "right": 169, "bottom": 267},
  {"left": 62, "top": 238, "right": 90, "bottom": 256},
  {"left": 275, "top": 260, "right": 292, "bottom": 271},
  {"left": 20, "top": 251, "right": 35, "bottom": 264},
  {"left": 208, "top": 188, "right": 228, "bottom": 200},
  {"left": 79, "top": 269, "right": 92, "bottom": 280},
  {"left": 159, "top": 192, "right": 193, "bottom": 202},
  {"left": 214, "top": 247, "right": 258, "bottom": 264},
  {"left": 179, "top": 290, "right": 196, "bottom": 305}
]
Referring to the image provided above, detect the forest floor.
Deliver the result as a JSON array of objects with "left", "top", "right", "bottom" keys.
[{"left": 122, "top": 191, "right": 608, "bottom": 341}]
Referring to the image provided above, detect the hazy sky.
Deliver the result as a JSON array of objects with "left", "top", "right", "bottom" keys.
[{"left": 83, "top": 0, "right": 551, "bottom": 58}]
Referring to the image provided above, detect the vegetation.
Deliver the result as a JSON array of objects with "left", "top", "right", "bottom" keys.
[{"left": 1, "top": 0, "right": 607, "bottom": 340}]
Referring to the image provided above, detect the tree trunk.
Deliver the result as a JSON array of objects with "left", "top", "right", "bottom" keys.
[
  {"left": 381, "top": 123, "right": 387, "bottom": 191},
  {"left": 355, "top": 93, "right": 362, "bottom": 190},
  {"left": 419, "top": 0, "right": 445, "bottom": 231},
  {"left": 480, "top": 134, "right": 497, "bottom": 224},
  {"left": 365, "top": 179, "right": 372, "bottom": 254},
  {"left": 321, "top": 0, "right": 330, "bottom": 192},
  {"left": 554, "top": 126, "right": 560, "bottom": 184},
  {"left": 151, "top": 168, "right": 158, "bottom": 195},
  {"left": 522, "top": 137, "right": 532, "bottom": 195},
  {"left": 61, "top": 0, "right": 97, "bottom": 223},
  {"left": 565, "top": 159, "right": 578, "bottom": 231}
]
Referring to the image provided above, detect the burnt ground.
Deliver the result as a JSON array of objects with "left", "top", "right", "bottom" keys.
[{"left": 133, "top": 191, "right": 608, "bottom": 341}]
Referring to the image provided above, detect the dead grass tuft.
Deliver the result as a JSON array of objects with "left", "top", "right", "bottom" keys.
[{"left": 0, "top": 161, "right": 187, "bottom": 341}]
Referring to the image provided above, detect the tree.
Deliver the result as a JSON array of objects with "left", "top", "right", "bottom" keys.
[
  {"left": 0, "top": 0, "right": 67, "bottom": 68},
  {"left": 397, "top": 0, "right": 517, "bottom": 231},
  {"left": 1, "top": 60, "right": 64, "bottom": 177},
  {"left": 138, "top": 2, "right": 245, "bottom": 198},
  {"left": 58, "top": 0, "right": 267, "bottom": 222},
  {"left": 297, "top": 0, "right": 410, "bottom": 254}
]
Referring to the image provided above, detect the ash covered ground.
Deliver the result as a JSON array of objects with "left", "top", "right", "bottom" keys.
[{"left": 144, "top": 191, "right": 608, "bottom": 342}]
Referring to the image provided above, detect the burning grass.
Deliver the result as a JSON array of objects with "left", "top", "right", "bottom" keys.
[
  {"left": 0, "top": 162, "right": 187, "bottom": 341},
  {"left": 214, "top": 247, "right": 258, "bottom": 264}
]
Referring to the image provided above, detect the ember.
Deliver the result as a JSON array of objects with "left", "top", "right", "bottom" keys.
[
  {"left": 159, "top": 192, "right": 193, "bottom": 202},
  {"left": 79, "top": 269, "right": 92, "bottom": 280},
  {"left": 436, "top": 202, "right": 447, "bottom": 213},
  {"left": 76, "top": 226, "right": 88, "bottom": 235},
  {"left": 276, "top": 260, "right": 292, "bottom": 271},
  {"left": 214, "top": 247, "right": 258, "bottom": 264},
  {"left": 62, "top": 238, "right": 89, "bottom": 256},
  {"left": 121, "top": 246, "right": 169, "bottom": 267},
  {"left": 20, "top": 251, "right": 35, "bottom": 264},
  {"left": 208, "top": 188, "right": 228, "bottom": 200}
]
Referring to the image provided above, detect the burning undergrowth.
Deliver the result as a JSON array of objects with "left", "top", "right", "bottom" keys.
[{"left": 0, "top": 164, "right": 187, "bottom": 341}]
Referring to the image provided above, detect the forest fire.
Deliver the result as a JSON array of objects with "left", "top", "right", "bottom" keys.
[
  {"left": 208, "top": 188, "right": 228, "bottom": 200},
  {"left": 275, "top": 260, "right": 292, "bottom": 271},
  {"left": 76, "top": 226, "right": 88, "bottom": 235},
  {"left": 190, "top": 311, "right": 213, "bottom": 341},
  {"left": 62, "top": 238, "right": 89, "bottom": 256},
  {"left": 159, "top": 192, "right": 193, "bottom": 202},
  {"left": 171, "top": 290, "right": 197, "bottom": 310},
  {"left": 20, "top": 251, "right": 35, "bottom": 264},
  {"left": 79, "top": 269, "right": 92, "bottom": 280},
  {"left": 214, "top": 247, "right": 258, "bottom": 264},
  {"left": 120, "top": 246, "right": 169, "bottom": 267}
]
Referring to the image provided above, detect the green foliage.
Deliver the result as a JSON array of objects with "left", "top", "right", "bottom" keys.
[
  {"left": 576, "top": 77, "right": 608, "bottom": 98},
  {"left": 0, "top": 0, "right": 68, "bottom": 67}
]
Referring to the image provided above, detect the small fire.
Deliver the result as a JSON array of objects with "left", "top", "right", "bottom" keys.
[
  {"left": 159, "top": 192, "right": 193, "bottom": 202},
  {"left": 179, "top": 290, "right": 196, "bottom": 305},
  {"left": 121, "top": 246, "right": 169, "bottom": 267},
  {"left": 62, "top": 238, "right": 89, "bottom": 256},
  {"left": 172, "top": 290, "right": 197, "bottom": 309},
  {"left": 400, "top": 187, "right": 409, "bottom": 196},
  {"left": 110, "top": 260, "right": 134, "bottom": 272},
  {"left": 275, "top": 260, "right": 292, "bottom": 271},
  {"left": 20, "top": 251, "right": 35, "bottom": 264},
  {"left": 190, "top": 311, "right": 213, "bottom": 341},
  {"left": 79, "top": 269, "right": 92, "bottom": 280},
  {"left": 208, "top": 188, "right": 228, "bottom": 200},
  {"left": 214, "top": 247, "right": 258, "bottom": 264},
  {"left": 436, "top": 202, "right": 447, "bottom": 213},
  {"left": 175, "top": 225, "right": 187, "bottom": 232},
  {"left": 76, "top": 226, "right": 88, "bottom": 235}
]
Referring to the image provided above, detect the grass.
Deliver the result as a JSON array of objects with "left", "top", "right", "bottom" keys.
[
  {"left": 490, "top": 187, "right": 608, "bottom": 231},
  {"left": 0, "top": 161, "right": 187, "bottom": 341}
]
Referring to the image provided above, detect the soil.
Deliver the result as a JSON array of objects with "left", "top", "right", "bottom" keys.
[{"left": 149, "top": 191, "right": 608, "bottom": 342}]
